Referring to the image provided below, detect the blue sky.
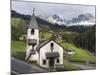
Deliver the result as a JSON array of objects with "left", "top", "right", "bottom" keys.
[{"left": 12, "top": 0, "right": 95, "bottom": 20}]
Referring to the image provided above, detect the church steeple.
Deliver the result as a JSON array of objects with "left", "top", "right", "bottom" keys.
[
  {"left": 26, "top": 8, "right": 39, "bottom": 61},
  {"left": 28, "top": 8, "right": 38, "bottom": 29}
]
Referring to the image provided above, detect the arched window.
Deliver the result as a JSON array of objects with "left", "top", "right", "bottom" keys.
[
  {"left": 31, "top": 29, "right": 34, "bottom": 35},
  {"left": 50, "top": 43, "right": 54, "bottom": 51},
  {"left": 51, "top": 43, "right": 54, "bottom": 47}
]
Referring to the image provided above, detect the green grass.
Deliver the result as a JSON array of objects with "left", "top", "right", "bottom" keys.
[
  {"left": 11, "top": 40, "right": 96, "bottom": 71},
  {"left": 11, "top": 40, "right": 96, "bottom": 64},
  {"left": 63, "top": 58, "right": 80, "bottom": 71},
  {"left": 61, "top": 41, "right": 96, "bottom": 64},
  {"left": 11, "top": 40, "right": 26, "bottom": 52},
  {"left": 11, "top": 40, "right": 26, "bottom": 60}
]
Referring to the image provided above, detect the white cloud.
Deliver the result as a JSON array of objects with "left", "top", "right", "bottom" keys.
[{"left": 12, "top": 0, "right": 95, "bottom": 20}]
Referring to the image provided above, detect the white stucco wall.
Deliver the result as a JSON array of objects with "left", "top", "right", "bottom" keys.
[
  {"left": 26, "top": 45, "right": 32, "bottom": 57},
  {"left": 26, "top": 44, "right": 39, "bottom": 61},
  {"left": 29, "top": 51, "right": 39, "bottom": 61},
  {"left": 26, "top": 29, "right": 39, "bottom": 61},
  {"left": 39, "top": 40, "right": 63, "bottom": 68},
  {"left": 27, "top": 29, "right": 39, "bottom": 45}
]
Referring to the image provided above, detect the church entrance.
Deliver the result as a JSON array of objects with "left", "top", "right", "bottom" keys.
[
  {"left": 45, "top": 52, "right": 60, "bottom": 70},
  {"left": 49, "top": 58, "right": 54, "bottom": 70}
]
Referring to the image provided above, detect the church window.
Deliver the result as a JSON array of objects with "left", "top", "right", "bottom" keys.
[
  {"left": 43, "top": 60, "right": 46, "bottom": 65},
  {"left": 50, "top": 43, "right": 54, "bottom": 51},
  {"left": 56, "top": 58, "right": 60, "bottom": 63},
  {"left": 31, "top": 29, "right": 34, "bottom": 35}
]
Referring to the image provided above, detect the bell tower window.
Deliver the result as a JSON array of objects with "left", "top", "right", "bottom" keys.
[{"left": 31, "top": 29, "right": 34, "bottom": 35}]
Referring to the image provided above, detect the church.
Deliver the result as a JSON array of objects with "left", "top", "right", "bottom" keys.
[{"left": 25, "top": 10, "right": 64, "bottom": 69}]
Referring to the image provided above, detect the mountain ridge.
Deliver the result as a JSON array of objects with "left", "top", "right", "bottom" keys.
[{"left": 11, "top": 10, "right": 95, "bottom": 33}]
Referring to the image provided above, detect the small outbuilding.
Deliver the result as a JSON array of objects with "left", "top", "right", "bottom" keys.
[{"left": 66, "top": 49, "right": 75, "bottom": 55}]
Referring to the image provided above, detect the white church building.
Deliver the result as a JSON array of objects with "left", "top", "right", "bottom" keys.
[{"left": 26, "top": 10, "right": 64, "bottom": 69}]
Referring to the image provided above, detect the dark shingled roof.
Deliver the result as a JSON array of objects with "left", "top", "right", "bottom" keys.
[
  {"left": 45, "top": 52, "right": 60, "bottom": 59},
  {"left": 28, "top": 39, "right": 37, "bottom": 45},
  {"left": 28, "top": 12, "right": 38, "bottom": 29}
]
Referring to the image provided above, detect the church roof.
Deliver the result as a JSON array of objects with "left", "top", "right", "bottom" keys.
[
  {"left": 45, "top": 52, "right": 60, "bottom": 59},
  {"left": 28, "top": 11, "right": 38, "bottom": 29},
  {"left": 28, "top": 39, "right": 37, "bottom": 45}
]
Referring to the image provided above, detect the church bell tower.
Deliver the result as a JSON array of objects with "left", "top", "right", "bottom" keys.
[{"left": 26, "top": 8, "right": 39, "bottom": 61}]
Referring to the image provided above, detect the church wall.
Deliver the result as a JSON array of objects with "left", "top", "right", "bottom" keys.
[
  {"left": 29, "top": 51, "right": 39, "bottom": 61},
  {"left": 26, "top": 28, "right": 39, "bottom": 61},
  {"left": 39, "top": 40, "right": 63, "bottom": 68}
]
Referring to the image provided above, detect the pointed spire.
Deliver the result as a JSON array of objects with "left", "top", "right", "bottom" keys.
[
  {"left": 28, "top": 8, "right": 38, "bottom": 29},
  {"left": 33, "top": 8, "right": 35, "bottom": 15}
]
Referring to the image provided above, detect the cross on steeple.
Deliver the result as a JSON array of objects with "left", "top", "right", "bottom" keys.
[
  {"left": 33, "top": 8, "right": 35, "bottom": 14},
  {"left": 28, "top": 8, "right": 38, "bottom": 29}
]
